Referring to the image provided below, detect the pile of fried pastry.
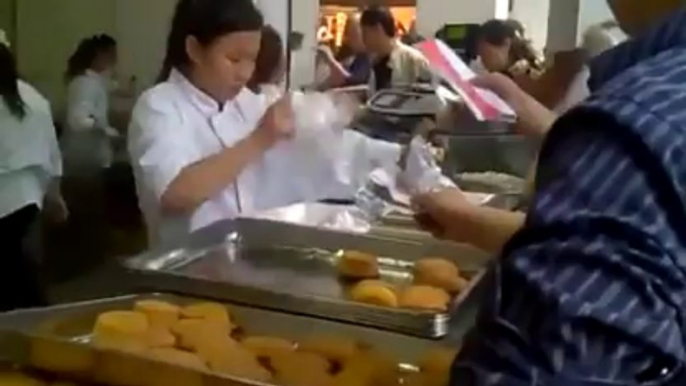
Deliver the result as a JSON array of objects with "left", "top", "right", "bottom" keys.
[
  {"left": 36, "top": 299, "right": 461, "bottom": 386},
  {"left": 338, "top": 251, "right": 470, "bottom": 312}
]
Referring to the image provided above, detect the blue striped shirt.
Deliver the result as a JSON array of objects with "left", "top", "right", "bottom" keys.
[{"left": 451, "top": 9, "right": 686, "bottom": 386}]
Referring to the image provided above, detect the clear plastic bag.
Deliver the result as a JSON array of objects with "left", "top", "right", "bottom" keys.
[{"left": 354, "top": 136, "right": 455, "bottom": 221}]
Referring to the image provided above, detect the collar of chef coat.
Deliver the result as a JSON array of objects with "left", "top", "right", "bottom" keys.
[
  {"left": 168, "top": 69, "right": 250, "bottom": 125},
  {"left": 167, "top": 69, "right": 261, "bottom": 148}
]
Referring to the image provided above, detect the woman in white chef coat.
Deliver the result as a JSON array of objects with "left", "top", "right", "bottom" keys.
[
  {"left": 0, "top": 33, "right": 66, "bottom": 310},
  {"left": 63, "top": 34, "right": 119, "bottom": 175},
  {"left": 129, "top": 0, "right": 401, "bottom": 248}
]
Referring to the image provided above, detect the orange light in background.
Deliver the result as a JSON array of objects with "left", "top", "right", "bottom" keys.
[
  {"left": 318, "top": 6, "right": 416, "bottom": 47},
  {"left": 335, "top": 12, "right": 347, "bottom": 47}
]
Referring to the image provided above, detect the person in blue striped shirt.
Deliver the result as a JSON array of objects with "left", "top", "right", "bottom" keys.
[{"left": 416, "top": 0, "right": 686, "bottom": 384}]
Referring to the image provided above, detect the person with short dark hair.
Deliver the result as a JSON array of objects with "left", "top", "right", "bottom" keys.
[{"left": 359, "top": 6, "right": 433, "bottom": 93}]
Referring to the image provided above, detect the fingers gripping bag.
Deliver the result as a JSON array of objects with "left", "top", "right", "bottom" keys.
[{"left": 354, "top": 135, "right": 456, "bottom": 221}]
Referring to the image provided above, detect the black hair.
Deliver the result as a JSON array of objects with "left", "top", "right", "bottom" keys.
[
  {"left": 0, "top": 44, "right": 26, "bottom": 119},
  {"left": 65, "top": 34, "right": 117, "bottom": 81},
  {"left": 478, "top": 19, "right": 542, "bottom": 72},
  {"left": 360, "top": 6, "right": 396, "bottom": 38},
  {"left": 247, "top": 25, "right": 283, "bottom": 92},
  {"left": 158, "top": 0, "right": 264, "bottom": 82}
]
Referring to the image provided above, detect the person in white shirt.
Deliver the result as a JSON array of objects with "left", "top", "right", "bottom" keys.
[
  {"left": 63, "top": 34, "right": 119, "bottom": 175},
  {"left": 129, "top": 0, "right": 401, "bottom": 248},
  {"left": 0, "top": 35, "right": 66, "bottom": 310}
]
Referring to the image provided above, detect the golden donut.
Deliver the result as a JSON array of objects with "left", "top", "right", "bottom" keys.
[
  {"left": 92, "top": 311, "right": 149, "bottom": 352},
  {"left": 399, "top": 286, "right": 451, "bottom": 312},
  {"left": 133, "top": 300, "right": 180, "bottom": 330},
  {"left": 349, "top": 280, "right": 398, "bottom": 308},
  {"left": 145, "top": 348, "right": 207, "bottom": 371},
  {"left": 30, "top": 336, "right": 95, "bottom": 375},
  {"left": 403, "top": 372, "right": 448, "bottom": 386},
  {"left": 199, "top": 341, "right": 271, "bottom": 383},
  {"left": 171, "top": 318, "right": 232, "bottom": 351},
  {"left": 180, "top": 303, "right": 231, "bottom": 325},
  {"left": 144, "top": 328, "right": 177, "bottom": 348},
  {"left": 270, "top": 351, "right": 331, "bottom": 375},
  {"left": 241, "top": 336, "right": 295, "bottom": 359},
  {"left": 297, "top": 335, "right": 360, "bottom": 364},
  {"left": 275, "top": 368, "right": 335, "bottom": 386},
  {"left": 337, "top": 251, "right": 379, "bottom": 279},
  {"left": 334, "top": 351, "right": 398, "bottom": 386},
  {"left": 416, "top": 347, "right": 459, "bottom": 375},
  {"left": 0, "top": 372, "right": 46, "bottom": 386},
  {"left": 413, "top": 258, "right": 463, "bottom": 294}
]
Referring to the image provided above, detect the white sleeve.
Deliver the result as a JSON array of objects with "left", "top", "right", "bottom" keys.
[
  {"left": 66, "top": 77, "right": 99, "bottom": 131},
  {"left": 128, "top": 95, "right": 201, "bottom": 200}
]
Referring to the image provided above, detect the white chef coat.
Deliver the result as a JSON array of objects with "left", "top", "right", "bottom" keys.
[
  {"left": 128, "top": 70, "right": 401, "bottom": 248},
  {"left": 0, "top": 81, "right": 62, "bottom": 218},
  {"left": 63, "top": 69, "right": 114, "bottom": 173}
]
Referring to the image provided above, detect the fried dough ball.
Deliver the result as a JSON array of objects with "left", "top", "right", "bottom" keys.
[
  {"left": 144, "top": 328, "right": 176, "bottom": 348},
  {"left": 399, "top": 286, "right": 451, "bottom": 312},
  {"left": 145, "top": 360, "right": 204, "bottom": 386},
  {"left": 416, "top": 347, "right": 459, "bottom": 375},
  {"left": 30, "top": 336, "right": 95, "bottom": 375},
  {"left": 180, "top": 303, "right": 231, "bottom": 326},
  {"left": 275, "top": 367, "right": 335, "bottom": 386},
  {"left": 413, "top": 258, "right": 466, "bottom": 294},
  {"left": 145, "top": 348, "right": 207, "bottom": 371},
  {"left": 93, "top": 349, "right": 149, "bottom": 386},
  {"left": 241, "top": 336, "right": 295, "bottom": 360},
  {"left": 333, "top": 351, "right": 398, "bottom": 386},
  {"left": 337, "top": 251, "right": 379, "bottom": 279},
  {"left": 298, "top": 335, "right": 360, "bottom": 364},
  {"left": 404, "top": 372, "right": 448, "bottom": 386},
  {"left": 349, "top": 280, "right": 398, "bottom": 308},
  {"left": 196, "top": 337, "right": 271, "bottom": 383},
  {"left": 270, "top": 351, "right": 331, "bottom": 375},
  {"left": 171, "top": 318, "right": 232, "bottom": 351},
  {"left": 133, "top": 300, "right": 180, "bottom": 330},
  {"left": 92, "top": 311, "right": 149, "bottom": 352},
  {"left": 0, "top": 372, "right": 46, "bottom": 386}
]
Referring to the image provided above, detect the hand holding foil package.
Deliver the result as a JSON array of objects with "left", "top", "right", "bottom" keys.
[{"left": 355, "top": 136, "right": 456, "bottom": 220}]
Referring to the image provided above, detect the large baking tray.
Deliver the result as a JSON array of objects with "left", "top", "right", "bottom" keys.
[
  {"left": 124, "top": 218, "right": 491, "bottom": 338},
  {"left": 0, "top": 294, "right": 460, "bottom": 386}
]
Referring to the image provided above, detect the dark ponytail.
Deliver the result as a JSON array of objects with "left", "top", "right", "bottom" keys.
[
  {"left": 478, "top": 19, "right": 543, "bottom": 73},
  {"left": 65, "top": 34, "right": 116, "bottom": 81},
  {"left": 158, "top": 0, "right": 264, "bottom": 83},
  {"left": 0, "top": 44, "right": 26, "bottom": 119}
]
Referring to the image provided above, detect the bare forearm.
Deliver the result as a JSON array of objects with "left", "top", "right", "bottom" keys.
[
  {"left": 447, "top": 207, "right": 525, "bottom": 253},
  {"left": 161, "top": 133, "right": 270, "bottom": 213}
]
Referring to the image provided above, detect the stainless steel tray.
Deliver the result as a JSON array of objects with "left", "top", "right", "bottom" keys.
[
  {"left": 0, "top": 294, "right": 460, "bottom": 386},
  {"left": 124, "top": 219, "right": 491, "bottom": 338}
]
